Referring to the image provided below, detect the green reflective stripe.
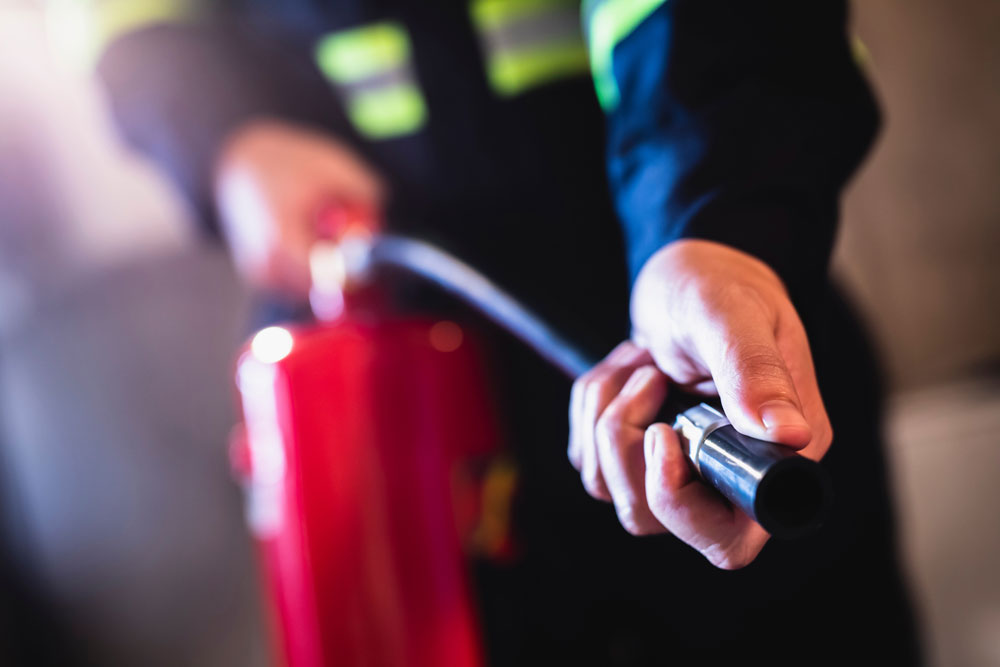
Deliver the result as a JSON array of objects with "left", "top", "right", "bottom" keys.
[
  {"left": 315, "top": 22, "right": 410, "bottom": 84},
  {"left": 586, "top": 0, "right": 666, "bottom": 111},
  {"left": 471, "top": 0, "right": 576, "bottom": 31},
  {"left": 346, "top": 84, "right": 427, "bottom": 139},
  {"left": 488, "top": 39, "right": 590, "bottom": 96},
  {"left": 316, "top": 23, "right": 428, "bottom": 139},
  {"left": 471, "top": 0, "right": 589, "bottom": 96}
]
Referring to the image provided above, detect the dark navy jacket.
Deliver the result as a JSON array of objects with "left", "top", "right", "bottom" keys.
[
  {"left": 97, "top": 0, "right": 630, "bottom": 355},
  {"left": 603, "top": 0, "right": 878, "bottom": 316},
  {"left": 97, "top": 0, "right": 877, "bottom": 343}
]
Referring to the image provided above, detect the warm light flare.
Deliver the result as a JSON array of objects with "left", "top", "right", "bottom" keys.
[{"left": 429, "top": 321, "right": 463, "bottom": 352}]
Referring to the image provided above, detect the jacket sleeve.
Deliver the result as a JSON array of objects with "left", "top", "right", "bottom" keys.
[
  {"left": 592, "top": 0, "right": 879, "bottom": 309},
  {"left": 95, "top": 4, "right": 357, "bottom": 235}
]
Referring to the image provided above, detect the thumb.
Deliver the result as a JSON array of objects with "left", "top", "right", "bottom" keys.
[{"left": 697, "top": 305, "right": 812, "bottom": 448}]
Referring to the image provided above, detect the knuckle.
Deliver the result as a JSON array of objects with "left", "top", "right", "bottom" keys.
[
  {"left": 581, "top": 472, "right": 607, "bottom": 501},
  {"left": 582, "top": 376, "right": 606, "bottom": 409},
  {"left": 567, "top": 443, "right": 581, "bottom": 470},
  {"left": 594, "top": 411, "right": 624, "bottom": 448},
  {"left": 731, "top": 344, "right": 788, "bottom": 382},
  {"left": 610, "top": 340, "right": 637, "bottom": 358},
  {"left": 714, "top": 282, "right": 774, "bottom": 317},
  {"left": 615, "top": 504, "right": 653, "bottom": 536},
  {"left": 816, "top": 420, "right": 834, "bottom": 451},
  {"left": 722, "top": 351, "right": 797, "bottom": 407},
  {"left": 712, "top": 555, "right": 743, "bottom": 571},
  {"left": 645, "top": 466, "right": 671, "bottom": 505},
  {"left": 705, "top": 548, "right": 750, "bottom": 571},
  {"left": 570, "top": 378, "right": 592, "bottom": 413},
  {"left": 617, "top": 510, "right": 644, "bottom": 536}
]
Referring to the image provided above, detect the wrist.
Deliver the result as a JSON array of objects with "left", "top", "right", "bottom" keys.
[{"left": 630, "top": 239, "right": 787, "bottom": 345}]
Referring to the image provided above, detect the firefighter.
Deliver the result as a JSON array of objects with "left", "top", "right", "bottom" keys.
[{"left": 94, "top": 0, "right": 920, "bottom": 663}]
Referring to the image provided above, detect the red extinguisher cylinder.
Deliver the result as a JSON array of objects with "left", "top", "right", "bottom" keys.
[{"left": 234, "top": 316, "right": 498, "bottom": 667}]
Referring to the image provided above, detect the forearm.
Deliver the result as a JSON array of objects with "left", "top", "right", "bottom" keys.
[
  {"left": 96, "top": 15, "right": 355, "bottom": 235},
  {"left": 594, "top": 0, "right": 879, "bottom": 311}
]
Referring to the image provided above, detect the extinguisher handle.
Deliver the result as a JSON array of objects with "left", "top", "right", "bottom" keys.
[
  {"left": 315, "top": 200, "right": 381, "bottom": 240},
  {"left": 309, "top": 202, "right": 383, "bottom": 320}
]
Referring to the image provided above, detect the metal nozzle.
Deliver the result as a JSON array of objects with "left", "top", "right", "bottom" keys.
[{"left": 672, "top": 403, "right": 832, "bottom": 539}]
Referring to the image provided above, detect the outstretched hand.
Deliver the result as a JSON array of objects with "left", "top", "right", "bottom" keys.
[{"left": 569, "top": 240, "right": 832, "bottom": 569}]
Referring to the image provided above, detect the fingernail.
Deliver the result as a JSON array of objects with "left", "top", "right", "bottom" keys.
[
  {"left": 759, "top": 401, "right": 810, "bottom": 435},
  {"left": 622, "top": 366, "right": 656, "bottom": 398},
  {"left": 644, "top": 426, "right": 660, "bottom": 463}
]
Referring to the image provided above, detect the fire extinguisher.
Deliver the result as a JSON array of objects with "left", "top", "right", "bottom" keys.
[
  {"left": 230, "top": 204, "right": 497, "bottom": 667},
  {"left": 231, "top": 204, "right": 833, "bottom": 667}
]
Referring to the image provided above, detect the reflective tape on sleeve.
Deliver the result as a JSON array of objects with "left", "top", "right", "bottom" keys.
[
  {"left": 471, "top": 0, "right": 590, "bottom": 97},
  {"left": 315, "top": 22, "right": 428, "bottom": 139},
  {"left": 315, "top": 22, "right": 411, "bottom": 84},
  {"left": 584, "top": 0, "right": 666, "bottom": 111},
  {"left": 345, "top": 83, "right": 427, "bottom": 139}
]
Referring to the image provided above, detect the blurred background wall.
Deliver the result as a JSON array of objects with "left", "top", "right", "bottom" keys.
[
  {"left": 0, "top": 1, "right": 996, "bottom": 665},
  {"left": 835, "top": 2, "right": 1000, "bottom": 665},
  {"left": 0, "top": 5, "right": 265, "bottom": 665}
]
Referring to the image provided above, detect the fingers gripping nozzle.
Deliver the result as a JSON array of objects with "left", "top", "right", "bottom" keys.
[{"left": 671, "top": 402, "right": 832, "bottom": 539}]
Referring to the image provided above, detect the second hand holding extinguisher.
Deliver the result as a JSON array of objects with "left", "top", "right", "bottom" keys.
[{"left": 317, "top": 214, "right": 833, "bottom": 540}]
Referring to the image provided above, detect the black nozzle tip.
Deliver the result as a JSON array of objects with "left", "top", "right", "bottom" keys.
[{"left": 754, "top": 458, "right": 833, "bottom": 540}]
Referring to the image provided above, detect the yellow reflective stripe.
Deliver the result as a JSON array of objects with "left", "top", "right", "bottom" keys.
[
  {"left": 315, "top": 22, "right": 410, "bottom": 84},
  {"left": 316, "top": 23, "right": 428, "bottom": 139},
  {"left": 471, "top": 0, "right": 589, "bottom": 96},
  {"left": 470, "top": 0, "right": 573, "bottom": 31},
  {"left": 345, "top": 83, "right": 427, "bottom": 139},
  {"left": 585, "top": 0, "right": 666, "bottom": 110},
  {"left": 487, "top": 38, "right": 589, "bottom": 96}
]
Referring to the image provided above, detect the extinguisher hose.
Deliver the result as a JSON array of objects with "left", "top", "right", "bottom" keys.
[
  {"left": 366, "top": 234, "right": 832, "bottom": 540},
  {"left": 369, "top": 234, "right": 594, "bottom": 378}
]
